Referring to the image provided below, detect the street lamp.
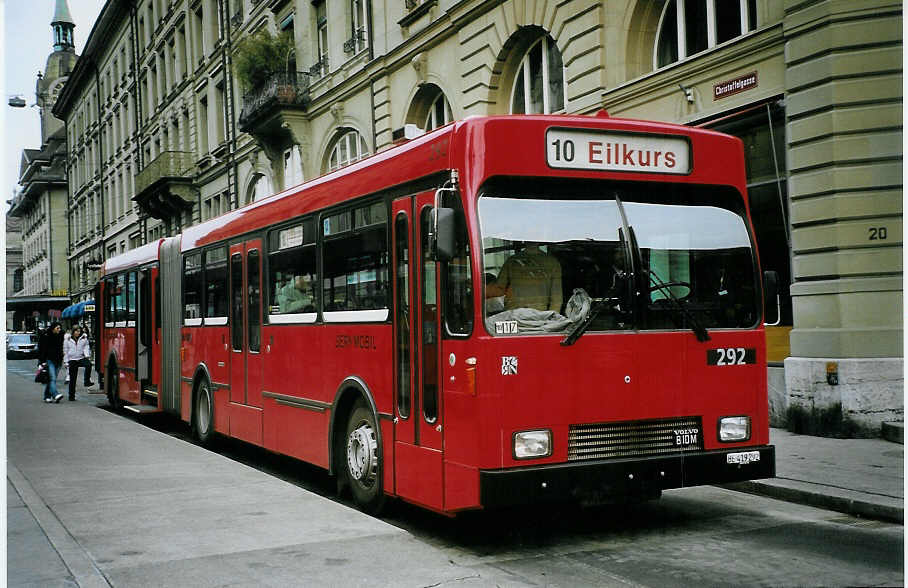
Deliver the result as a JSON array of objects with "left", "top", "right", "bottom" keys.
[{"left": 8, "top": 96, "right": 26, "bottom": 108}]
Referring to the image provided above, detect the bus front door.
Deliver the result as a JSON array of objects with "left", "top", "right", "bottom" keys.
[
  {"left": 391, "top": 193, "right": 444, "bottom": 510},
  {"left": 228, "top": 239, "right": 264, "bottom": 446}
]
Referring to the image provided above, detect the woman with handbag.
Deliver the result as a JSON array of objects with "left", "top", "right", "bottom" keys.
[
  {"left": 38, "top": 322, "right": 65, "bottom": 403},
  {"left": 67, "top": 326, "right": 94, "bottom": 400}
]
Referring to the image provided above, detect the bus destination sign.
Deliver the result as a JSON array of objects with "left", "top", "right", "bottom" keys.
[{"left": 546, "top": 128, "right": 691, "bottom": 174}]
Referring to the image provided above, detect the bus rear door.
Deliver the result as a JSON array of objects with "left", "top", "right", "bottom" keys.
[
  {"left": 392, "top": 193, "right": 444, "bottom": 510},
  {"left": 136, "top": 268, "right": 152, "bottom": 384},
  {"left": 228, "top": 239, "right": 264, "bottom": 445}
]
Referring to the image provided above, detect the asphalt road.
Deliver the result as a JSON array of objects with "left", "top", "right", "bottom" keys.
[{"left": 7, "top": 358, "right": 904, "bottom": 587}]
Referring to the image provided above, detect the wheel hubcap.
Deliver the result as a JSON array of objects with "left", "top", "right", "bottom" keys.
[
  {"left": 198, "top": 388, "right": 211, "bottom": 432},
  {"left": 347, "top": 423, "right": 377, "bottom": 488}
]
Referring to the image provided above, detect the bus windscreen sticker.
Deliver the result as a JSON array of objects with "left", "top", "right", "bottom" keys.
[
  {"left": 546, "top": 129, "right": 691, "bottom": 174},
  {"left": 495, "top": 321, "right": 518, "bottom": 335}
]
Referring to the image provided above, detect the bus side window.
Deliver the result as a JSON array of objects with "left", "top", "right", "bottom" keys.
[
  {"left": 127, "top": 272, "right": 137, "bottom": 325},
  {"left": 267, "top": 222, "right": 316, "bottom": 320},
  {"left": 115, "top": 274, "right": 126, "bottom": 323},
  {"left": 184, "top": 253, "right": 202, "bottom": 322},
  {"left": 322, "top": 204, "right": 389, "bottom": 314},
  {"left": 204, "top": 247, "right": 229, "bottom": 321},
  {"left": 105, "top": 279, "right": 115, "bottom": 326}
]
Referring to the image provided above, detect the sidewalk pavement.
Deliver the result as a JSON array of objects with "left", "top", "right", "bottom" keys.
[
  {"left": 726, "top": 427, "right": 904, "bottom": 524},
  {"left": 6, "top": 374, "right": 508, "bottom": 588},
  {"left": 6, "top": 362, "right": 904, "bottom": 586}
]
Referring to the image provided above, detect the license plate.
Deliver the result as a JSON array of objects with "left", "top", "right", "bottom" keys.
[{"left": 727, "top": 451, "right": 760, "bottom": 465}]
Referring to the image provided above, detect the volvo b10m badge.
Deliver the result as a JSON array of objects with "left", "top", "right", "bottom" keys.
[
  {"left": 501, "top": 356, "right": 518, "bottom": 375},
  {"left": 674, "top": 428, "right": 699, "bottom": 447}
]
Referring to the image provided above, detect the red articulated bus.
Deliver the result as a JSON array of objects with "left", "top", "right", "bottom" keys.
[{"left": 96, "top": 113, "right": 775, "bottom": 515}]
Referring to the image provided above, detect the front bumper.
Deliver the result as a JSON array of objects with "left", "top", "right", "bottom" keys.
[{"left": 480, "top": 445, "right": 775, "bottom": 507}]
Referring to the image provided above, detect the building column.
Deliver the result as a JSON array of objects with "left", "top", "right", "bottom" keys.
[
  {"left": 156, "top": 51, "right": 165, "bottom": 107},
  {"left": 783, "top": 0, "right": 903, "bottom": 433},
  {"left": 175, "top": 30, "right": 185, "bottom": 82}
]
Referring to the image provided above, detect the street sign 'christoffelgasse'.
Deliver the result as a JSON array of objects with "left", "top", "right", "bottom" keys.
[{"left": 713, "top": 72, "right": 758, "bottom": 101}]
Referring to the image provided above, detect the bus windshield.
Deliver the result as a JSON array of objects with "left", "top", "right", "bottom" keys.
[{"left": 479, "top": 180, "right": 759, "bottom": 337}]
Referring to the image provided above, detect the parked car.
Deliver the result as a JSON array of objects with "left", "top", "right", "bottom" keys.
[{"left": 7, "top": 333, "right": 39, "bottom": 359}]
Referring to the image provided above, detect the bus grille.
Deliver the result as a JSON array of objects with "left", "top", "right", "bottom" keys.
[{"left": 567, "top": 417, "right": 704, "bottom": 461}]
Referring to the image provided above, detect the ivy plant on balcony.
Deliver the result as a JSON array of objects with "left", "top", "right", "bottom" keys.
[{"left": 233, "top": 30, "right": 295, "bottom": 91}]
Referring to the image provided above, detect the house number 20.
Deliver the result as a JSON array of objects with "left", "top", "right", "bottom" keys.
[{"left": 868, "top": 227, "right": 888, "bottom": 240}]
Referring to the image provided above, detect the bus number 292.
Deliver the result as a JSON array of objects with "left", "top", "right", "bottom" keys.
[{"left": 707, "top": 347, "right": 756, "bottom": 366}]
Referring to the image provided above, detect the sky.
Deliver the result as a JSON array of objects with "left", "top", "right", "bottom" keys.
[{"left": 3, "top": 0, "right": 106, "bottom": 211}]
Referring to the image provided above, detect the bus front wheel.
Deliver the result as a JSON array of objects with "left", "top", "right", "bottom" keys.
[
  {"left": 193, "top": 379, "right": 214, "bottom": 445},
  {"left": 344, "top": 403, "right": 385, "bottom": 514}
]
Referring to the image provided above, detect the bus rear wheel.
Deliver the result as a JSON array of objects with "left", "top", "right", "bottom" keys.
[
  {"left": 193, "top": 379, "right": 214, "bottom": 445},
  {"left": 344, "top": 403, "right": 385, "bottom": 514}
]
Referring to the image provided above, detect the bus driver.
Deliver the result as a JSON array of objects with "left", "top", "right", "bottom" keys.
[{"left": 486, "top": 243, "right": 563, "bottom": 313}]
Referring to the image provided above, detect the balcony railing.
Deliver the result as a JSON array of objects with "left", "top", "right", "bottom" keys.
[
  {"left": 239, "top": 71, "right": 311, "bottom": 127},
  {"left": 135, "top": 151, "right": 195, "bottom": 196},
  {"left": 344, "top": 28, "right": 367, "bottom": 54},
  {"left": 308, "top": 58, "right": 328, "bottom": 80}
]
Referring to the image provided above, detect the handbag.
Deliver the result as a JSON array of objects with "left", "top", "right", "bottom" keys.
[{"left": 34, "top": 364, "right": 49, "bottom": 384}]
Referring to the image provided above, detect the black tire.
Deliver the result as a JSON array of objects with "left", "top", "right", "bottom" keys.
[
  {"left": 344, "top": 402, "right": 385, "bottom": 514},
  {"left": 107, "top": 366, "right": 122, "bottom": 410},
  {"left": 193, "top": 379, "right": 214, "bottom": 445}
]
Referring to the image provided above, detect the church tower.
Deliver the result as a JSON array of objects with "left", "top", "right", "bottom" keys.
[{"left": 37, "top": 0, "right": 78, "bottom": 143}]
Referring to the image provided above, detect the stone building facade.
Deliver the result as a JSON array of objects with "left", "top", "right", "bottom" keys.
[
  {"left": 53, "top": 0, "right": 902, "bottom": 432},
  {"left": 8, "top": 0, "right": 76, "bottom": 303},
  {"left": 6, "top": 216, "right": 24, "bottom": 330}
]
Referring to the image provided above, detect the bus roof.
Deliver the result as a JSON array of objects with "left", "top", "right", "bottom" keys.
[
  {"left": 102, "top": 238, "right": 163, "bottom": 275},
  {"left": 180, "top": 121, "right": 458, "bottom": 251},
  {"left": 104, "top": 115, "right": 746, "bottom": 259}
]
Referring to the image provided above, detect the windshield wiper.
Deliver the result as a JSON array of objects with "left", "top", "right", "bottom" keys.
[
  {"left": 560, "top": 297, "right": 617, "bottom": 346},
  {"left": 642, "top": 268, "right": 711, "bottom": 342}
]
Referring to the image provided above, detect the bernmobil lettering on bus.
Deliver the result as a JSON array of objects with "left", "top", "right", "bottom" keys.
[{"left": 546, "top": 128, "right": 691, "bottom": 174}]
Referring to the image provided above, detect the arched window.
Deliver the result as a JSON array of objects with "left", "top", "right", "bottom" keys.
[
  {"left": 327, "top": 128, "right": 369, "bottom": 172},
  {"left": 424, "top": 91, "right": 452, "bottom": 131},
  {"left": 246, "top": 173, "right": 273, "bottom": 205},
  {"left": 655, "top": 0, "right": 758, "bottom": 69},
  {"left": 284, "top": 146, "right": 303, "bottom": 188},
  {"left": 510, "top": 35, "right": 564, "bottom": 114}
]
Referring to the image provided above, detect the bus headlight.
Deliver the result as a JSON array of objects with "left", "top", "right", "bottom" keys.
[
  {"left": 719, "top": 416, "right": 751, "bottom": 442},
  {"left": 513, "top": 430, "right": 552, "bottom": 459}
]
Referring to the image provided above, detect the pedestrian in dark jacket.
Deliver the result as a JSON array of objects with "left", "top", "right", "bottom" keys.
[{"left": 38, "top": 322, "right": 65, "bottom": 403}]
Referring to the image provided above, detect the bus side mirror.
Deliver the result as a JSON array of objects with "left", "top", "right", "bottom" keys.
[
  {"left": 434, "top": 207, "right": 455, "bottom": 262},
  {"left": 763, "top": 270, "right": 780, "bottom": 326}
]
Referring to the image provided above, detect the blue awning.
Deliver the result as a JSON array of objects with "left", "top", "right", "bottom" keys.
[{"left": 61, "top": 300, "right": 96, "bottom": 319}]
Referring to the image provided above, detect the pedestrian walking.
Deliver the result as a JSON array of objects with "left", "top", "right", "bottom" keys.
[
  {"left": 61, "top": 329, "right": 72, "bottom": 385},
  {"left": 38, "top": 322, "right": 65, "bottom": 403},
  {"left": 66, "top": 326, "right": 94, "bottom": 400}
]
